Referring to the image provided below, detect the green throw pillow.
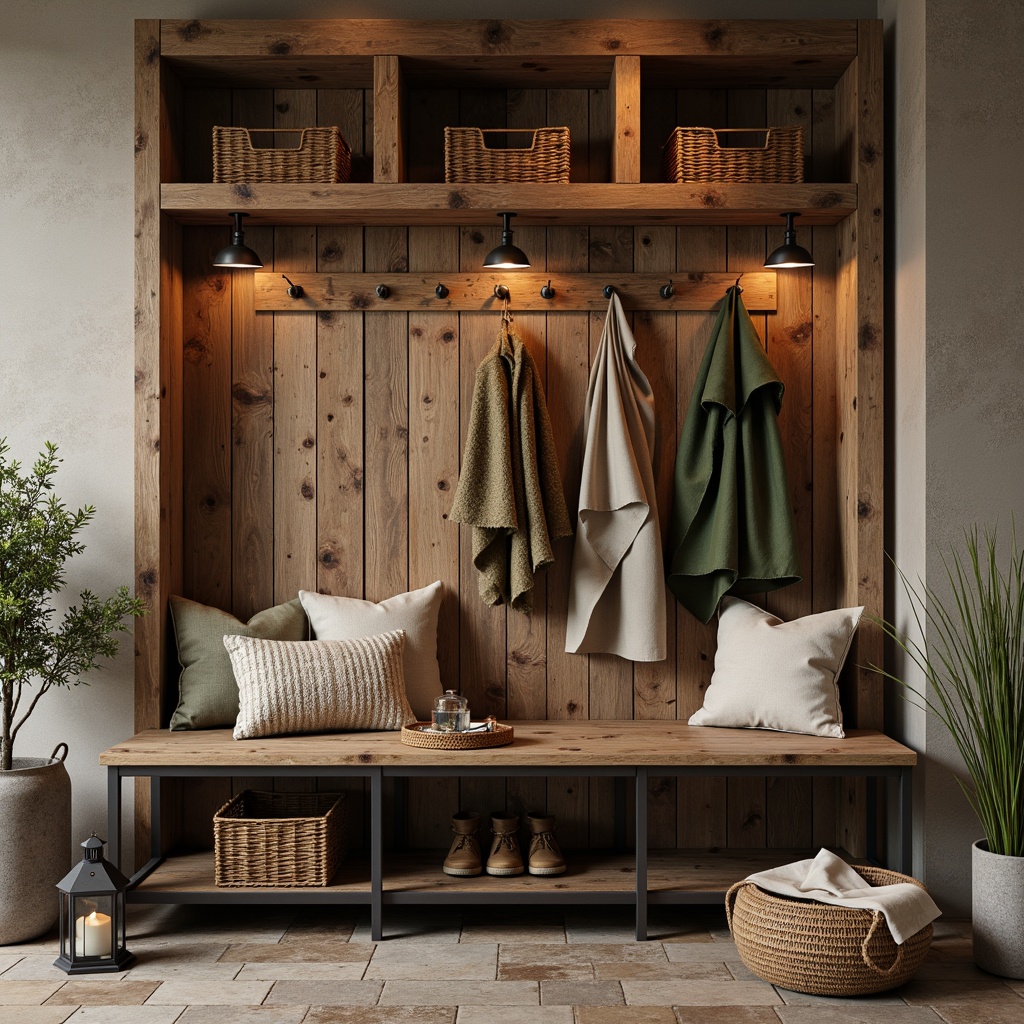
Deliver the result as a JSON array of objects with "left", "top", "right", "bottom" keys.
[{"left": 168, "top": 596, "right": 309, "bottom": 730}]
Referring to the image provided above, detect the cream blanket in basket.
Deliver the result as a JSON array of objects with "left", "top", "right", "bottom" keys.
[{"left": 744, "top": 848, "right": 940, "bottom": 944}]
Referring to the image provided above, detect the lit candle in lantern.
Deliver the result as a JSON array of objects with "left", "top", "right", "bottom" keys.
[{"left": 75, "top": 911, "right": 112, "bottom": 957}]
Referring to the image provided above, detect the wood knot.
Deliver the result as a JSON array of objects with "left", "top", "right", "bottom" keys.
[
  {"left": 813, "top": 190, "right": 843, "bottom": 208},
  {"left": 134, "top": 129, "right": 148, "bottom": 155},
  {"left": 145, "top": 44, "right": 159, "bottom": 66},
  {"left": 565, "top": 701, "right": 579, "bottom": 714},
  {"left": 509, "top": 649, "right": 531, "bottom": 665},
  {"left": 605, "top": 37, "right": 621, "bottom": 50},
  {"left": 275, "top": 101, "right": 290, "bottom": 113},
  {"left": 411, "top": 327, "right": 424, "bottom": 338},
  {"left": 352, "top": 293, "right": 372, "bottom": 309},
  {"left": 442, "top": 331, "right": 455, "bottom": 343},
  {"left": 321, "top": 242, "right": 343, "bottom": 261},
  {"left": 859, "top": 323, "right": 880, "bottom": 350},
  {"left": 437, "top": 479, "right": 449, "bottom": 491},
  {"left": 787, "top": 320, "right": 812, "bottom": 345},
  {"left": 699, "top": 191, "right": 725, "bottom": 208},
  {"left": 318, "top": 312, "right": 335, "bottom": 326},
  {"left": 341, "top": 393, "right": 354, "bottom": 406},
  {"left": 857, "top": 499, "right": 875, "bottom": 521},
  {"left": 232, "top": 183, "right": 254, "bottom": 201},
  {"left": 183, "top": 337, "right": 206, "bottom": 363},
  {"left": 302, "top": 436, "right": 315, "bottom": 449},
  {"left": 860, "top": 142, "right": 880, "bottom": 165},
  {"left": 139, "top": 569, "right": 157, "bottom": 590},
  {"left": 269, "top": 40, "right": 291, "bottom": 55},
  {"left": 301, "top": 482, "right": 314, "bottom": 499},
  {"left": 470, "top": 230, "right": 484, "bottom": 244},
  {"left": 358, "top": 753, "right": 373, "bottom": 763},
  {"left": 232, "top": 383, "right": 270, "bottom": 406},
  {"left": 483, "top": 20, "right": 512, "bottom": 48},
  {"left": 177, "top": 20, "right": 205, "bottom": 42},
  {"left": 320, "top": 549, "right": 336, "bottom": 566},
  {"left": 447, "top": 190, "right": 470, "bottom": 210},
  {"left": 704, "top": 23, "right": 726, "bottom": 48}
]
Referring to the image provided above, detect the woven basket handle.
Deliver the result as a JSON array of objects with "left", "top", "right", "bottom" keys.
[
  {"left": 724, "top": 880, "right": 749, "bottom": 933},
  {"left": 861, "top": 911, "right": 907, "bottom": 975}
]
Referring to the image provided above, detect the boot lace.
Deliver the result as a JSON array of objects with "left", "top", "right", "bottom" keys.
[
  {"left": 450, "top": 829, "right": 478, "bottom": 853},
  {"left": 531, "top": 830, "right": 559, "bottom": 851},
  {"left": 491, "top": 830, "right": 519, "bottom": 853}
]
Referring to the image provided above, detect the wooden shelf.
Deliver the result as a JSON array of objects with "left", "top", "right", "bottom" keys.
[
  {"left": 128, "top": 847, "right": 862, "bottom": 905},
  {"left": 160, "top": 182, "right": 857, "bottom": 227}
]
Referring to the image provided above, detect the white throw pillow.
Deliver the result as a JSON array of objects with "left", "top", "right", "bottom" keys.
[
  {"left": 299, "top": 581, "right": 443, "bottom": 720},
  {"left": 225, "top": 631, "right": 415, "bottom": 739},
  {"left": 688, "top": 597, "right": 863, "bottom": 738}
]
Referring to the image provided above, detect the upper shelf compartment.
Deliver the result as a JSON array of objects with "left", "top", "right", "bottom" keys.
[{"left": 160, "top": 181, "right": 856, "bottom": 226}]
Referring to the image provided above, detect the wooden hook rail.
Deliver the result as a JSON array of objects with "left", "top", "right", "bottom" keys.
[{"left": 253, "top": 271, "right": 777, "bottom": 312}]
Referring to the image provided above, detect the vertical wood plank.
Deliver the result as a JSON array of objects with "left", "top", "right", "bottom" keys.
[
  {"left": 611, "top": 56, "right": 641, "bottom": 183},
  {"left": 373, "top": 55, "right": 404, "bottom": 183},
  {"left": 548, "top": 89, "right": 591, "bottom": 183},
  {"left": 231, "top": 90, "right": 275, "bottom": 622},
  {"left": 640, "top": 88, "right": 676, "bottom": 183}
]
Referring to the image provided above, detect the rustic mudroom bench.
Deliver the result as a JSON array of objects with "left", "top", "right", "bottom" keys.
[{"left": 100, "top": 721, "right": 916, "bottom": 940}]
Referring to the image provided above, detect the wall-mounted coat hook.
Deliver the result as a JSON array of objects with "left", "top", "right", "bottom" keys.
[
  {"left": 603, "top": 285, "right": 616, "bottom": 299},
  {"left": 540, "top": 280, "right": 555, "bottom": 300},
  {"left": 376, "top": 284, "right": 390, "bottom": 299},
  {"left": 282, "top": 275, "right": 304, "bottom": 299},
  {"left": 734, "top": 275, "right": 744, "bottom": 293},
  {"left": 494, "top": 284, "right": 510, "bottom": 301},
  {"left": 659, "top": 280, "right": 675, "bottom": 299},
  {"left": 435, "top": 283, "right": 449, "bottom": 299}
]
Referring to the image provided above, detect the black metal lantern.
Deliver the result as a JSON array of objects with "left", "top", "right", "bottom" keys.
[{"left": 54, "top": 834, "right": 135, "bottom": 975}]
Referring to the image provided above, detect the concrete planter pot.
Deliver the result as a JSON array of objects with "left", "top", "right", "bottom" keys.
[
  {"left": 0, "top": 746, "right": 71, "bottom": 945},
  {"left": 973, "top": 838, "right": 1024, "bottom": 979}
]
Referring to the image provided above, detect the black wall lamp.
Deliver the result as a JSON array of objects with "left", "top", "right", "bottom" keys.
[
  {"left": 213, "top": 212, "right": 264, "bottom": 269},
  {"left": 483, "top": 212, "right": 531, "bottom": 269},
  {"left": 764, "top": 212, "right": 814, "bottom": 269}
]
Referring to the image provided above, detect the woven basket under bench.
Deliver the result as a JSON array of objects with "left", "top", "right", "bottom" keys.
[
  {"left": 726, "top": 866, "right": 932, "bottom": 996},
  {"left": 214, "top": 790, "right": 346, "bottom": 887}
]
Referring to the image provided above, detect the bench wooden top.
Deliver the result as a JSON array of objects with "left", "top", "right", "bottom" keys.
[{"left": 99, "top": 721, "right": 916, "bottom": 768}]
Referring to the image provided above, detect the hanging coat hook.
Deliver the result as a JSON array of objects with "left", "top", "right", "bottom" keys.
[
  {"left": 540, "top": 280, "right": 555, "bottom": 300},
  {"left": 603, "top": 285, "right": 616, "bottom": 299},
  {"left": 376, "top": 284, "right": 390, "bottom": 299},
  {"left": 494, "top": 283, "right": 510, "bottom": 301},
  {"left": 659, "top": 280, "right": 675, "bottom": 299},
  {"left": 435, "top": 283, "right": 449, "bottom": 300},
  {"left": 281, "top": 274, "right": 304, "bottom": 299},
  {"left": 734, "top": 275, "right": 744, "bottom": 293}
]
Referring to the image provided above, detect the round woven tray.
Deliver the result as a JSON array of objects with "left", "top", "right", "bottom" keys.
[
  {"left": 400, "top": 722, "right": 514, "bottom": 750},
  {"left": 726, "top": 865, "right": 932, "bottom": 996}
]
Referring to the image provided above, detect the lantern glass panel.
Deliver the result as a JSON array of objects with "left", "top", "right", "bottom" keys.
[{"left": 73, "top": 895, "right": 115, "bottom": 959}]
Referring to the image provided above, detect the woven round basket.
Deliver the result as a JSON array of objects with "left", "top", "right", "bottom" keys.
[
  {"left": 400, "top": 722, "right": 514, "bottom": 750},
  {"left": 726, "top": 866, "right": 933, "bottom": 996}
]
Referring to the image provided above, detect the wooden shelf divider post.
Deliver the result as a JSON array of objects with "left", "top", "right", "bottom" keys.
[
  {"left": 611, "top": 55, "right": 641, "bottom": 183},
  {"left": 374, "top": 55, "right": 405, "bottom": 183}
]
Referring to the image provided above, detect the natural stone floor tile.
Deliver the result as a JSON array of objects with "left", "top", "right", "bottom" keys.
[
  {"left": 1007, "top": 981, "right": 1024, "bottom": 997},
  {"left": 0, "top": 979, "right": 64, "bottom": 1004},
  {"left": 280, "top": 908, "right": 358, "bottom": 942},
  {"left": 124, "top": 941, "right": 231, "bottom": 964},
  {"left": 379, "top": 980, "right": 538, "bottom": 1006},
  {"left": 675, "top": 1009, "right": 785, "bottom": 1024},
  {"left": 498, "top": 963, "right": 593, "bottom": 981},
  {"left": 45, "top": 980, "right": 160, "bottom": 1005},
  {"left": 350, "top": 912, "right": 463, "bottom": 945},
  {"left": 564, "top": 909, "right": 640, "bottom": 945},
  {"left": 370, "top": 960, "right": 497, "bottom": 981},
  {"left": 238, "top": 962, "right": 368, "bottom": 981},
  {"left": 899, "top": 979, "right": 1024, "bottom": 1005},
  {"left": 457, "top": 1006, "right": 573, "bottom": 1024},
  {"left": 177, "top": 1007, "right": 310, "bottom": 1024},
  {"left": 648, "top": 911, "right": 723, "bottom": 945},
  {"left": 621, "top": 979, "right": 780, "bottom": 1006},
  {"left": 725, "top": 961, "right": 762, "bottom": 981},
  {"left": 145, "top": 979, "right": 273, "bottom": 1005},
  {"left": 304, "top": 1008, "right": 455, "bottom": 1024},
  {"left": 540, "top": 980, "right": 624, "bottom": 1005},
  {"left": 499, "top": 943, "right": 666, "bottom": 966},
  {"left": 125, "top": 963, "right": 242, "bottom": 981},
  {"left": 575, "top": 1007, "right": 677, "bottom": 1024},
  {"left": 0, "top": 955, "right": 76, "bottom": 980},
  {"left": 264, "top": 980, "right": 383, "bottom": 1005},
  {"left": 370, "top": 943, "right": 497, "bottom": 964},
  {"left": 219, "top": 941, "right": 376, "bottom": 963},
  {"left": 774, "top": 1007, "right": 947, "bottom": 1024},
  {"left": 774, "top": 987, "right": 909, "bottom": 1006},
  {"left": 0, "top": 1007, "right": 78, "bottom": 1024},
  {"left": 65, "top": 1008, "right": 186, "bottom": 1024},
  {"left": 928, "top": 1004, "right": 1024, "bottom": 1024},
  {"left": 662, "top": 944, "right": 743, "bottom": 963},
  {"left": 460, "top": 909, "right": 566, "bottom": 944},
  {"left": 0, "top": 955, "right": 23, "bottom": 974},
  {"left": 593, "top": 962, "right": 732, "bottom": 981}
]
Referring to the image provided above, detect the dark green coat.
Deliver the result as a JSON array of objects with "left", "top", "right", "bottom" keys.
[{"left": 666, "top": 286, "right": 800, "bottom": 622}]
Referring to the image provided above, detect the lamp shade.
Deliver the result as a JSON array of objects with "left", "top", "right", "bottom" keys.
[
  {"left": 764, "top": 212, "right": 814, "bottom": 269},
  {"left": 483, "top": 212, "right": 531, "bottom": 269},
  {"left": 213, "top": 212, "right": 263, "bottom": 269}
]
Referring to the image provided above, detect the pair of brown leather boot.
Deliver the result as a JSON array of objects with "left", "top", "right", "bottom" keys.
[{"left": 442, "top": 812, "right": 565, "bottom": 877}]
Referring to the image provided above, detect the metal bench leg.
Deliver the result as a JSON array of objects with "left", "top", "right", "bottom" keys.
[
  {"left": 635, "top": 767, "right": 648, "bottom": 941},
  {"left": 370, "top": 768, "right": 383, "bottom": 942},
  {"left": 107, "top": 767, "right": 122, "bottom": 869}
]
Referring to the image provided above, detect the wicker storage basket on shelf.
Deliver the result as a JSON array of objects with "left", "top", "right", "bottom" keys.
[
  {"left": 445, "top": 127, "right": 571, "bottom": 183},
  {"left": 726, "top": 866, "right": 933, "bottom": 996},
  {"left": 212, "top": 126, "right": 352, "bottom": 183},
  {"left": 663, "top": 126, "right": 804, "bottom": 183},
  {"left": 214, "top": 790, "right": 345, "bottom": 887}
]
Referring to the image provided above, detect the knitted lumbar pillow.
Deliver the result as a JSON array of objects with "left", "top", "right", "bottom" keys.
[
  {"left": 224, "top": 630, "right": 416, "bottom": 740},
  {"left": 688, "top": 597, "right": 863, "bottom": 738},
  {"left": 298, "top": 581, "right": 443, "bottom": 721}
]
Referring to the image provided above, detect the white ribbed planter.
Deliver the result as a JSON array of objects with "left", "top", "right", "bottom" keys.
[
  {"left": 0, "top": 747, "right": 71, "bottom": 945},
  {"left": 973, "top": 839, "right": 1024, "bottom": 979}
]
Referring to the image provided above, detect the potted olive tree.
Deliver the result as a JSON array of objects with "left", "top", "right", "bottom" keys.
[
  {"left": 879, "top": 527, "right": 1024, "bottom": 979},
  {"left": 0, "top": 441, "right": 142, "bottom": 945}
]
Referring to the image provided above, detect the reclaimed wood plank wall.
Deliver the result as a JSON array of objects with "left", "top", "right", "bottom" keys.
[{"left": 175, "top": 82, "right": 843, "bottom": 854}]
